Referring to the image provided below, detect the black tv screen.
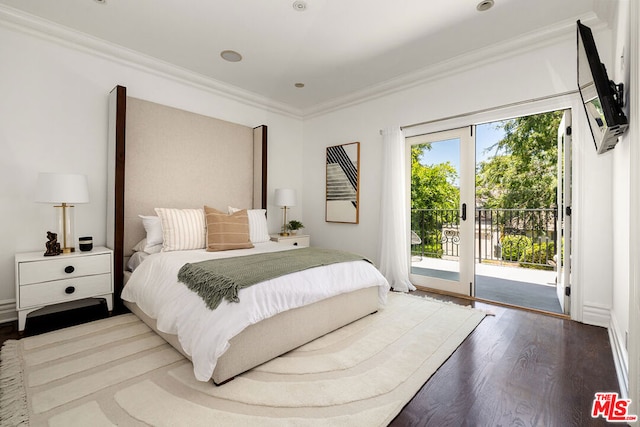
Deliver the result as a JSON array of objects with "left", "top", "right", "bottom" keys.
[{"left": 577, "top": 20, "right": 628, "bottom": 154}]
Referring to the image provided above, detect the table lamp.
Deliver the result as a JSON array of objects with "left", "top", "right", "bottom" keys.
[
  {"left": 36, "top": 173, "right": 89, "bottom": 253},
  {"left": 274, "top": 188, "right": 296, "bottom": 236}
]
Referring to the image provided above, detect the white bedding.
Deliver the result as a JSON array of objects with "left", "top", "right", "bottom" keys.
[
  {"left": 121, "top": 242, "right": 390, "bottom": 381},
  {"left": 126, "top": 251, "right": 149, "bottom": 272}
]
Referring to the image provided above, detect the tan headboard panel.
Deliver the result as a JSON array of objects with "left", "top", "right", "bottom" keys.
[
  {"left": 123, "top": 96, "right": 255, "bottom": 255},
  {"left": 107, "top": 86, "right": 267, "bottom": 307}
]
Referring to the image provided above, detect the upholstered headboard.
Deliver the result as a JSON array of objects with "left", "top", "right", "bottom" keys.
[{"left": 106, "top": 86, "right": 267, "bottom": 308}]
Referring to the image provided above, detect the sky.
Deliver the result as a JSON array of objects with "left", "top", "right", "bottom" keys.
[{"left": 418, "top": 120, "right": 507, "bottom": 174}]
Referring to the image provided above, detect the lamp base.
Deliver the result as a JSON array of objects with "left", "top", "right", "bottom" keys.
[
  {"left": 54, "top": 203, "right": 76, "bottom": 255},
  {"left": 279, "top": 232, "right": 290, "bottom": 236}
]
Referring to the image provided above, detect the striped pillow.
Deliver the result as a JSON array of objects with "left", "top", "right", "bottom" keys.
[
  {"left": 154, "top": 208, "right": 205, "bottom": 251},
  {"left": 205, "top": 206, "right": 254, "bottom": 251}
]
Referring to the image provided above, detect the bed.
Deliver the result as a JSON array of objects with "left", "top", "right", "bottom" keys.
[{"left": 106, "top": 86, "right": 390, "bottom": 384}]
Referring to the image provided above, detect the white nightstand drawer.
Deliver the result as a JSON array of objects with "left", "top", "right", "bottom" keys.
[
  {"left": 19, "top": 273, "right": 112, "bottom": 308},
  {"left": 271, "top": 235, "right": 310, "bottom": 247},
  {"left": 18, "top": 253, "right": 111, "bottom": 285}
]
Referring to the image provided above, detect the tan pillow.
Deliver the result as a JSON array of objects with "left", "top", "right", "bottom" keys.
[{"left": 204, "top": 206, "right": 254, "bottom": 251}]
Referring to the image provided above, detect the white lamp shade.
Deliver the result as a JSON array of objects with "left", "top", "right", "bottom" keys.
[
  {"left": 274, "top": 188, "right": 296, "bottom": 207},
  {"left": 36, "top": 173, "right": 89, "bottom": 204}
]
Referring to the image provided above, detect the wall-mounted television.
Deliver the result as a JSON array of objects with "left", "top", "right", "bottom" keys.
[{"left": 577, "top": 20, "right": 628, "bottom": 154}]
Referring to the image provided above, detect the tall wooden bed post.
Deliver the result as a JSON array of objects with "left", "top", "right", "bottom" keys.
[
  {"left": 107, "top": 85, "right": 126, "bottom": 312},
  {"left": 253, "top": 125, "right": 268, "bottom": 210}
]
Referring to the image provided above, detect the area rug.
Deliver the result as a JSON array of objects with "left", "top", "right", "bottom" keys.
[{"left": 0, "top": 292, "right": 485, "bottom": 426}]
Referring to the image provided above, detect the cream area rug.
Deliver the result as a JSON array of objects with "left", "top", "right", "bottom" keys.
[{"left": 0, "top": 293, "right": 485, "bottom": 426}]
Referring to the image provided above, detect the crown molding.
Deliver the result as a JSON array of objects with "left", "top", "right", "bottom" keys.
[
  {"left": 0, "top": 4, "right": 608, "bottom": 122},
  {"left": 302, "top": 13, "right": 605, "bottom": 119},
  {"left": 0, "top": 5, "right": 304, "bottom": 120}
]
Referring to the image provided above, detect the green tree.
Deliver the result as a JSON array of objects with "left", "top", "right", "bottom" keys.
[
  {"left": 411, "top": 144, "right": 459, "bottom": 210},
  {"left": 476, "top": 111, "right": 562, "bottom": 209},
  {"left": 411, "top": 144, "right": 460, "bottom": 259}
]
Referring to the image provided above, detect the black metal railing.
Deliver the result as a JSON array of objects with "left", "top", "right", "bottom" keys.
[{"left": 411, "top": 208, "right": 558, "bottom": 270}]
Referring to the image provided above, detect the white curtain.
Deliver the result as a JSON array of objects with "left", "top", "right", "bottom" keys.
[{"left": 378, "top": 127, "right": 415, "bottom": 292}]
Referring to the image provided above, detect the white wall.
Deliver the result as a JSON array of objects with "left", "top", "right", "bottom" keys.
[
  {"left": 302, "top": 33, "right": 615, "bottom": 325},
  {"left": 609, "top": 0, "right": 632, "bottom": 394},
  {"left": 623, "top": 0, "right": 640, "bottom": 411},
  {"left": 0, "top": 23, "right": 304, "bottom": 313}
]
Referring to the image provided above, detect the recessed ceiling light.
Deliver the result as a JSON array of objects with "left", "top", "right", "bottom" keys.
[
  {"left": 94, "top": 0, "right": 106, "bottom": 3},
  {"left": 220, "top": 50, "right": 242, "bottom": 62},
  {"left": 476, "top": 0, "right": 494, "bottom": 11},
  {"left": 294, "top": 83, "right": 305, "bottom": 88},
  {"left": 292, "top": 1, "right": 307, "bottom": 12}
]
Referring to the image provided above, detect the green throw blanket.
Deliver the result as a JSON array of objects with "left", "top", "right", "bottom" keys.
[{"left": 177, "top": 248, "right": 371, "bottom": 310}]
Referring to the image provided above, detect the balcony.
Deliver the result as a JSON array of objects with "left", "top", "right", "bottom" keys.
[{"left": 411, "top": 208, "right": 563, "bottom": 314}]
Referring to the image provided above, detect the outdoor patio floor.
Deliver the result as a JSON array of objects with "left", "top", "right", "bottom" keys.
[{"left": 411, "top": 258, "right": 563, "bottom": 314}]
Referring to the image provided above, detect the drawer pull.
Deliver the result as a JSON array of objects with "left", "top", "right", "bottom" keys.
[
  {"left": 293, "top": 242, "right": 298, "bottom": 246},
  {"left": 65, "top": 286, "right": 75, "bottom": 295},
  {"left": 64, "top": 266, "right": 75, "bottom": 274}
]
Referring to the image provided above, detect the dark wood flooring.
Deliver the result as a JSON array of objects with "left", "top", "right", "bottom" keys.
[
  {"left": 390, "top": 290, "right": 620, "bottom": 426},
  {"left": 0, "top": 293, "right": 619, "bottom": 426}
]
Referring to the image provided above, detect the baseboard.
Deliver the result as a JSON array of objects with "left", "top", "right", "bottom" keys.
[
  {"left": 583, "top": 304, "right": 628, "bottom": 398},
  {"left": 610, "top": 314, "right": 630, "bottom": 398},
  {"left": 582, "top": 303, "right": 610, "bottom": 328},
  {"left": 0, "top": 299, "right": 17, "bottom": 324}
]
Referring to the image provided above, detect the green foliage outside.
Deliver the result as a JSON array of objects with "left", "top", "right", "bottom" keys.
[
  {"left": 476, "top": 111, "right": 562, "bottom": 210},
  {"left": 410, "top": 144, "right": 459, "bottom": 211},
  {"left": 411, "top": 110, "right": 563, "bottom": 269},
  {"left": 499, "top": 235, "right": 532, "bottom": 262},
  {"left": 411, "top": 144, "right": 459, "bottom": 259},
  {"left": 519, "top": 242, "right": 555, "bottom": 270},
  {"left": 477, "top": 111, "right": 563, "bottom": 269}
]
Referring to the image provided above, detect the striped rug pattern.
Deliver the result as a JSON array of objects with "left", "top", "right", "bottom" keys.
[{"left": 0, "top": 293, "right": 484, "bottom": 426}]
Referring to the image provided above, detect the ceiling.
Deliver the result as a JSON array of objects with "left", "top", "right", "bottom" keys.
[{"left": 0, "top": 0, "right": 610, "bottom": 116}]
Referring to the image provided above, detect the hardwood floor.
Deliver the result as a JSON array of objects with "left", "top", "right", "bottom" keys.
[
  {"left": 390, "top": 290, "right": 620, "bottom": 426},
  {"left": 0, "top": 293, "right": 619, "bottom": 426}
]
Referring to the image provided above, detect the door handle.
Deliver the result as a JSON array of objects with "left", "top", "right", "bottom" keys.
[{"left": 461, "top": 203, "right": 467, "bottom": 221}]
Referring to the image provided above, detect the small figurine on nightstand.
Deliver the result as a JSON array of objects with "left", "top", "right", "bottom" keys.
[{"left": 44, "top": 231, "right": 61, "bottom": 256}]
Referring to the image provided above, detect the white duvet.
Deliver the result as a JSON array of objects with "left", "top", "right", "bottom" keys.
[{"left": 121, "top": 242, "right": 390, "bottom": 381}]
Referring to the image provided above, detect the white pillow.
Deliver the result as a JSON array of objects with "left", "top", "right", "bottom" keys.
[
  {"left": 228, "top": 206, "right": 271, "bottom": 243},
  {"left": 132, "top": 238, "right": 162, "bottom": 254},
  {"left": 132, "top": 238, "right": 146, "bottom": 252},
  {"left": 139, "top": 215, "right": 163, "bottom": 251},
  {"left": 154, "top": 208, "right": 206, "bottom": 251}
]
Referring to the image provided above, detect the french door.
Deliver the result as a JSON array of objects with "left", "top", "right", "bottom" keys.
[
  {"left": 408, "top": 110, "right": 572, "bottom": 314},
  {"left": 407, "top": 127, "right": 475, "bottom": 296},
  {"left": 556, "top": 110, "right": 572, "bottom": 314}
]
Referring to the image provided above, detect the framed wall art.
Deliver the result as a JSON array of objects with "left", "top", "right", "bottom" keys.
[{"left": 326, "top": 142, "right": 360, "bottom": 223}]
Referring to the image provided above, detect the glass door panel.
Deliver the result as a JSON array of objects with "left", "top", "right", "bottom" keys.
[
  {"left": 473, "top": 111, "right": 568, "bottom": 315},
  {"left": 556, "top": 110, "right": 572, "bottom": 314},
  {"left": 408, "top": 127, "right": 474, "bottom": 296}
]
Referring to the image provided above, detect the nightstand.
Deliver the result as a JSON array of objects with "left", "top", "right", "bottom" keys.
[
  {"left": 270, "top": 234, "right": 310, "bottom": 247},
  {"left": 15, "top": 246, "right": 114, "bottom": 331}
]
